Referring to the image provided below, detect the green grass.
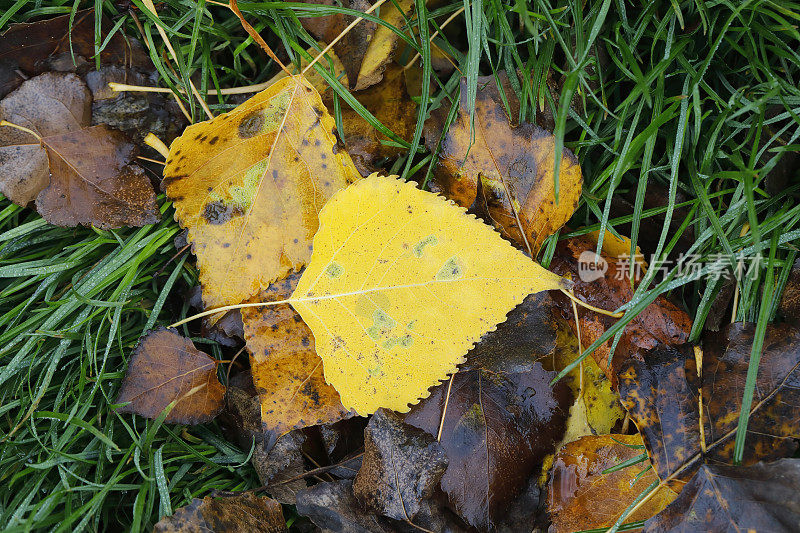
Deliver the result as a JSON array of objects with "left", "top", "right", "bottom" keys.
[{"left": 1, "top": 0, "right": 799, "bottom": 530}]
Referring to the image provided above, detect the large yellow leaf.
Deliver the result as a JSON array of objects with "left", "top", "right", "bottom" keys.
[
  {"left": 163, "top": 75, "right": 361, "bottom": 309},
  {"left": 287, "top": 174, "right": 567, "bottom": 415}
]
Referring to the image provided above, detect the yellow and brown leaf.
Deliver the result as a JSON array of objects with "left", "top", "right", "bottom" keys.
[
  {"left": 425, "top": 76, "right": 583, "bottom": 254},
  {"left": 163, "top": 75, "right": 361, "bottom": 310},
  {"left": 242, "top": 271, "right": 352, "bottom": 436}
]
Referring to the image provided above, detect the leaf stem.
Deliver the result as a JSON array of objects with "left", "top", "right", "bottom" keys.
[
  {"left": 144, "top": 133, "right": 170, "bottom": 159},
  {"left": 168, "top": 298, "right": 293, "bottom": 328},
  {"left": 559, "top": 288, "right": 624, "bottom": 317},
  {"left": 0, "top": 120, "right": 42, "bottom": 141}
]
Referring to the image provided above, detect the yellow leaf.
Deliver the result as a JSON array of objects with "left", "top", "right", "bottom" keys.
[
  {"left": 354, "top": 0, "right": 414, "bottom": 90},
  {"left": 163, "top": 75, "right": 361, "bottom": 309},
  {"left": 586, "top": 229, "right": 648, "bottom": 271},
  {"left": 288, "top": 174, "right": 566, "bottom": 415},
  {"left": 550, "top": 325, "right": 625, "bottom": 439}
]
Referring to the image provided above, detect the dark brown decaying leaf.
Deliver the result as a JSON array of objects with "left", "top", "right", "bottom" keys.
[
  {"left": 779, "top": 258, "right": 800, "bottom": 322},
  {"left": 547, "top": 434, "right": 677, "bottom": 533},
  {"left": 222, "top": 386, "right": 308, "bottom": 504},
  {"left": 116, "top": 327, "right": 225, "bottom": 425},
  {"left": 242, "top": 271, "right": 352, "bottom": 436},
  {"left": 153, "top": 492, "right": 286, "bottom": 533},
  {"left": 353, "top": 409, "right": 447, "bottom": 522},
  {"left": 0, "top": 72, "right": 90, "bottom": 205},
  {"left": 550, "top": 234, "right": 691, "bottom": 387},
  {"left": 643, "top": 459, "right": 800, "bottom": 533},
  {"left": 299, "top": 0, "right": 377, "bottom": 90},
  {"left": 296, "top": 480, "right": 466, "bottom": 533},
  {"left": 296, "top": 480, "right": 395, "bottom": 533},
  {"left": 86, "top": 66, "right": 188, "bottom": 145},
  {"left": 326, "top": 64, "right": 416, "bottom": 175},
  {"left": 465, "top": 292, "right": 559, "bottom": 373},
  {"left": 37, "top": 124, "right": 160, "bottom": 228},
  {"left": 424, "top": 75, "right": 583, "bottom": 254},
  {"left": 0, "top": 9, "right": 148, "bottom": 97},
  {"left": 618, "top": 322, "right": 800, "bottom": 489},
  {"left": 404, "top": 295, "right": 572, "bottom": 530}
]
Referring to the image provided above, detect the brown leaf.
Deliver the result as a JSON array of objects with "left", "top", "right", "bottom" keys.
[
  {"left": 353, "top": 409, "right": 447, "bottom": 522},
  {"left": 425, "top": 75, "right": 583, "bottom": 254},
  {"left": 779, "top": 258, "right": 800, "bottom": 322},
  {"left": 242, "top": 271, "right": 353, "bottom": 436},
  {"left": 643, "top": 459, "right": 800, "bottom": 532},
  {"left": 296, "top": 480, "right": 466, "bottom": 533},
  {"left": 325, "top": 64, "right": 416, "bottom": 175},
  {"left": 116, "top": 327, "right": 225, "bottom": 425},
  {"left": 153, "top": 492, "right": 286, "bottom": 533},
  {"left": 0, "top": 72, "right": 90, "bottom": 205},
  {"left": 549, "top": 234, "right": 691, "bottom": 387},
  {"left": 299, "top": 0, "right": 378, "bottom": 90},
  {"left": 37, "top": 124, "right": 160, "bottom": 228},
  {"left": 404, "top": 294, "right": 572, "bottom": 530},
  {"left": 297, "top": 480, "right": 395, "bottom": 533},
  {"left": 0, "top": 9, "right": 148, "bottom": 97},
  {"left": 222, "top": 386, "right": 308, "bottom": 504},
  {"left": 547, "top": 434, "right": 677, "bottom": 533},
  {"left": 618, "top": 323, "right": 800, "bottom": 489}
]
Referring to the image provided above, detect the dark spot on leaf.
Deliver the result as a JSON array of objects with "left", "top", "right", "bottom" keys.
[
  {"left": 238, "top": 110, "right": 265, "bottom": 138},
  {"left": 202, "top": 201, "right": 243, "bottom": 225}
]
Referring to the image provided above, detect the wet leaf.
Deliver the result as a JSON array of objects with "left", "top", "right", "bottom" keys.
[
  {"left": 223, "top": 387, "right": 308, "bottom": 504},
  {"left": 296, "top": 479, "right": 465, "bottom": 533},
  {"left": 551, "top": 331, "right": 626, "bottom": 446},
  {"left": 643, "top": 459, "right": 800, "bottom": 533},
  {"left": 619, "top": 323, "right": 800, "bottom": 489},
  {"left": 297, "top": 479, "right": 395, "bottom": 533},
  {"left": 242, "top": 271, "right": 352, "bottom": 436},
  {"left": 116, "top": 327, "right": 225, "bottom": 424},
  {"left": 550, "top": 234, "right": 691, "bottom": 387},
  {"left": 779, "top": 258, "right": 800, "bottom": 322},
  {"left": 425, "top": 76, "right": 583, "bottom": 254},
  {"left": 289, "top": 174, "right": 566, "bottom": 414},
  {"left": 86, "top": 66, "right": 188, "bottom": 145},
  {"left": 325, "top": 64, "right": 416, "bottom": 175},
  {"left": 299, "top": 0, "right": 378, "bottom": 90},
  {"left": 403, "top": 317, "right": 572, "bottom": 530},
  {"left": 353, "top": 0, "right": 413, "bottom": 90},
  {"left": 0, "top": 72, "right": 90, "bottom": 205},
  {"left": 163, "top": 75, "right": 361, "bottom": 310},
  {"left": 37, "top": 124, "right": 160, "bottom": 228},
  {"left": 547, "top": 434, "right": 677, "bottom": 533},
  {"left": 0, "top": 9, "right": 148, "bottom": 97},
  {"left": 353, "top": 409, "right": 447, "bottom": 521},
  {"left": 153, "top": 492, "right": 286, "bottom": 533}
]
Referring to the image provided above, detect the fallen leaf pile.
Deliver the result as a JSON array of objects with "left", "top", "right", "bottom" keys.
[
  {"left": 8, "top": 7, "right": 793, "bottom": 532},
  {"left": 0, "top": 8, "right": 171, "bottom": 228}
]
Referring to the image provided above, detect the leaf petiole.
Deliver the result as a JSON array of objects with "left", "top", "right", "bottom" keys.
[
  {"left": 168, "top": 298, "right": 293, "bottom": 328},
  {"left": 559, "top": 288, "right": 624, "bottom": 318},
  {"left": 0, "top": 120, "right": 42, "bottom": 142}
]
